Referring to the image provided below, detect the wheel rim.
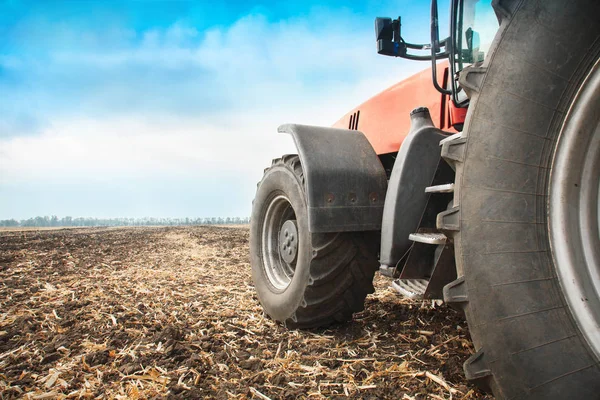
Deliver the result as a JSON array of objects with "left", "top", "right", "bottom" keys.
[
  {"left": 261, "top": 194, "right": 298, "bottom": 291},
  {"left": 550, "top": 58, "right": 600, "bottom": 358}
]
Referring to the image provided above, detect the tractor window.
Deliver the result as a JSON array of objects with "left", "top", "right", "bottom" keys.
[
  {"left": 456, "top": 0, "right": 498, "bottom": 70},
  {"left": 453, "top": 0, "right": 498, "bottom": 104}
]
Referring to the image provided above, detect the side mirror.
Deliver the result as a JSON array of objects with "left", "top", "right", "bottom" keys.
[
  {"left": 374, "top": 0, "right": 454, "bottom": 97},
  {"left": 375, "top": 17, "right": 393, "bottom": 41},
  {"left": 462, "top": 28, "right": 483, "bottom": 63},
  {"left": 375, "top": 17, "right": 405, "bottom": 57}
]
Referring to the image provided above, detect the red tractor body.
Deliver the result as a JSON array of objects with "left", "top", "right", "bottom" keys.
[{"left": 333, "top": 63, "right": 466, "bottom": 154}]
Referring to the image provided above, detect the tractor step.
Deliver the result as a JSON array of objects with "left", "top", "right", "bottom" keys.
[
  {"left": 391, "top": 278, "right": 429, "bottom": 299},
  {"left": 425, "top": 183, "right": 455, "bottom": 193},
  {"left": 408, "top": 232, "right": 447, "bottom": 245},
  {"left": 379, "top": 264, "right": 395, "bottom": 277}
]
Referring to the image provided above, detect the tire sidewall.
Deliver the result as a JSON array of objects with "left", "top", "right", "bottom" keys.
[{"left": 250, "top": 165, "right": 311, "bottom": 322}]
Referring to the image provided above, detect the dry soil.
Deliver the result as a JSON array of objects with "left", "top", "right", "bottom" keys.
[{"left": 0, "top": 226, "right": 491, "bottom": 399}]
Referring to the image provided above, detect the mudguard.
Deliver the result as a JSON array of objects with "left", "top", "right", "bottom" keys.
[
  {"left": 379, "top": 108, "right": 447, "bottom": 269},
  {"left": 278, "top": 124, "right": 388, "bottom": 233}
]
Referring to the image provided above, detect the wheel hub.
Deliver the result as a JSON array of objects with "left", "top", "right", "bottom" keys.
[
  {"left": 261, "top": 194, "right": 297, "bottom": 291},
  {"left": 279, "top": 219, "right": 298, "bottom": 264},
  {"left": 550, "top": 58, "right": 600, "bottom": 359}
]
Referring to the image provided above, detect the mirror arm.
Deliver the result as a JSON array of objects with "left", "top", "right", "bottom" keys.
[
  {"left": 430, "top": 0, "right": 452, "bottom": 95},
  {"left": 450, "top": 0, "right": 469, "bottom": 107},
  {"left": 404, "top": 51, "right": 449, "bottom": 61},
  {"left": 405, "top": 42, "right": 431, "bottom": 50},
  {"left": 449, "top": 0, "right": 459, "bottom": 103},
  {"left": 405, "top": 37, "right": 447, "bottom": 50}
]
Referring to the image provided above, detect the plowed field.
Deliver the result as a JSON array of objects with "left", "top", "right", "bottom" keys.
[{"left": 0, "top": 226, "right": 490, "bottom": 399}]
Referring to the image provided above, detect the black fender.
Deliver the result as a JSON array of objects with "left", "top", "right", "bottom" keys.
[
  {"left": 278, "top": 124, "right": 387, "bottom": 233},
  {"left": 379, "top": 108, "right": 447, "bottom": 269}
]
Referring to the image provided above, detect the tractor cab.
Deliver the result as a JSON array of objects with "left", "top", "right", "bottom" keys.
[{"left": 375, "top": 0, "right": 498, "bottom": 107}]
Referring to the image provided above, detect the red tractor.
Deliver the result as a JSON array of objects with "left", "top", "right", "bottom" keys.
[{"left": 249, "top": 1, "right": 600, "bottom": 398}]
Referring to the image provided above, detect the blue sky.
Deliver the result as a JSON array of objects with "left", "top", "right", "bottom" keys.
[{"left": 0, "top": 0, "right": 443, "bottom": 219}]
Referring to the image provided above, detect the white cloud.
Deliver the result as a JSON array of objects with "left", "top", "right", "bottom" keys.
[
  {"left": 1, "top": 8, "right": 428, "bottom": 218},
  {"left": 0, "top": 114, "right": 295, "bottom": 183}
]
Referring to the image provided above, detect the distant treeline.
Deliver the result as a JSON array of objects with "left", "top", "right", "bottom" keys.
[{"left": 0, "top": 216, "right": 250, "bottom": 228}]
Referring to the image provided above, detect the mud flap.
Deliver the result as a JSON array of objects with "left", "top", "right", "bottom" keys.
[{"left": 278, "top": 124, "right": 388, "bottom": 233}]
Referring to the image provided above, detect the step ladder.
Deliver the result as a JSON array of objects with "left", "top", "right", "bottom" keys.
[{"left": 390, "top": 178, "right": 456, "bottom": 299}]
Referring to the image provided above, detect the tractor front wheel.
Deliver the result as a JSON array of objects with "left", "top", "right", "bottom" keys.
[{"left": 250, "top": 155, "right": 379, "bottom": 329}]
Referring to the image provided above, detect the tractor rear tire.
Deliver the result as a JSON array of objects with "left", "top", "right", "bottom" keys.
[
  {"left": 446, "top": 1, "right": 600, "bottom": 399},
  {"left": 250, "top": 155, "right": 379, "bottom": 329}
]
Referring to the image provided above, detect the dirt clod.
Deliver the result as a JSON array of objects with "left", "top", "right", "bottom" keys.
[
  {"left": 40, "top": 352, "right": 62, "bottom": 365},
  {"left": 85, "top": 350, "right": 111, "bottom": 366}
]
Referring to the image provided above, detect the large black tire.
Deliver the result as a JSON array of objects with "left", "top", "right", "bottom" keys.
[
  {"left": 250, "top": 155, "right": 379, "bottom": 329},
  {"left": 446, "top": 1, "right": 600, "bottom": 399}
]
